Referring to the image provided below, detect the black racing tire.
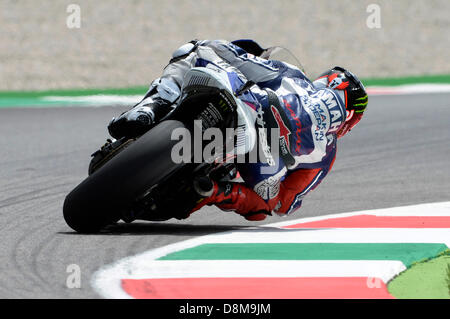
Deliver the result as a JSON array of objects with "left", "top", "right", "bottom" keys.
[{"left": 63, "top": 120, "right": 186, "bottom": 233}]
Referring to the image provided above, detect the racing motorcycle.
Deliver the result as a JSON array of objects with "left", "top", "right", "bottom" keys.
[{"left": 63, "top": 45, "right": 304, "bottom": 233}]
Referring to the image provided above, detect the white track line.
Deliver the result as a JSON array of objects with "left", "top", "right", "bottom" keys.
[
  {"left": 111, "top": 260, "right": 406, "bottom": 282},
  {"left": 91, "top": 201, "right": 450, "bottom": 299},
  {"left": 42, "top": 95, "right": 141, "bottom": 106},
  {"left": 38, "top": 84, "right": 450, "bottom": 108},
  {"left": 195, "top": 228, "right": 450, "bottom": 246},
  {"left": 367, "top": 84, "right": 450, "bottom": 95}
]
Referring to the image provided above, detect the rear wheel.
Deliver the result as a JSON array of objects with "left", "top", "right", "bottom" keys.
[{"left": 63, "top": 120, "right": 186, "bottom": 233}]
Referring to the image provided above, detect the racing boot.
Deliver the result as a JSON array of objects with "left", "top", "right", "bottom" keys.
[
  {"left": 107, "top": 96, "right": 173, "bottom": 139},
  {"left": 193, "top": 177, "right": 272, "bottom": 221}
]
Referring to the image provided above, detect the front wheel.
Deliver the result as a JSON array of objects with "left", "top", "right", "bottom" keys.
[{"left": 63, "top": 120, "right": 186, "bottom": 233}]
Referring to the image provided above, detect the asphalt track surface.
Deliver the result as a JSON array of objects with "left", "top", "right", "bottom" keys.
[{"left": 0, "top": 93, "right": 449, "bottom": 298}]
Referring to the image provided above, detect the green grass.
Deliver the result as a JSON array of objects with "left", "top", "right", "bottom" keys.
[
  {"left": 0, "top": 86, "right": 149, "bottom": 98},
  {"left": 388, "top": 249, "right": 450, "bottom": 299},
  {"left": 0, "top": 74, "right": 449, "bottom": 98},
  {"left": 447, "top": 263, "right": 450, "bottom": 294},
  {"left": 361, "top": 74, "right": 450, "bottom": 87}
]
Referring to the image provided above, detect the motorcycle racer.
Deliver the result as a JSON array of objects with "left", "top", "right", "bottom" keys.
[{"left": 107, "top": 39, "right": 368, "bottom": 221}]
